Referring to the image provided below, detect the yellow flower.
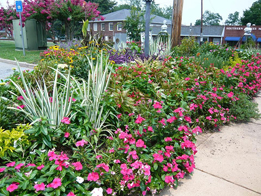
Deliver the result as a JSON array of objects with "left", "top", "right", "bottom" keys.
[
  {"left": 12, "top": 67, "right": 16, "bottom": 70},
  {"left": 92, "top": 58, "right": 96, "bottom": 60},
  {"left": 70, "top": 65, "right": 74, "bottom": 68},
  {"left": 0, "top": 82, "right": 6, "bottom": 86}
]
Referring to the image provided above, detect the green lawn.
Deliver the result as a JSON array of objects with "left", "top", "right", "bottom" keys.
[{"left": 0, "top": 40, "right": 54, "bottom": 64}]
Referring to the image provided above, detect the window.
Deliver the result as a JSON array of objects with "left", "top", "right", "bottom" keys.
[
  {"left": 117, "top": 22, "right": 122, "bottom": 31},
  {"left": 109, "top": 23, "right": 113, "bottom": 31},
  {"left": 93, "top": 23, "right": 97, "bottom": 31},
  {"left": 101, "top": 23, "right": 105, "bottom": 31}
]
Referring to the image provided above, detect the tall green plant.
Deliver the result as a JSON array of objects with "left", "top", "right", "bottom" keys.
[{"left": 6, "top": 63, "right": 74, "bottom": 127}]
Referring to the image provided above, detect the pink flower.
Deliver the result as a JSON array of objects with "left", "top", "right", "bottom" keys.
[
  {"left": 106, "top": 188, "right": 113, "bottom": 194},
  {"left": 117, "top": 114, "right": 122, "bottom": 119},
  {"left": 6, "top": 183, "right": 18, "bottom": 192},
  {"left": 166, "top": 116, "right": 177, "bottom": 123},
  {"left": 0, "top": 167, "right": 6, "bottom": 172},
  {"left": 76, "top": 139, "right": 88, "bottom": 147},
  {"left": 153, "top": 101, "right": 162, "bottom": 109},
  {"left": 87, "top": 172, "right": 99, "bottom": 181},
  {"left": 34, "top": 183, "right": 45, "bottom": 192},
  {"left": 136, "top": 139, "right": 145, "bottom": 148},
  {"left": 96, "top": 155, "right": 103, "bottom": 159},
  {"left": 48, "top": 151, "right": 57, "bottom": 161},
  {"left": 64, "top": 132, "right": 70, "bottom": 138},
  {"left": 61, "top": 117, "right": 70, "bottom": 124},
  {"left": 72, "top": 162, "right": 83, "bottom": 171},
  {"left": 164, "top": 137, "right": 172, "bottom": 142},
  {"left": 135, "top": 115, "right": 145, "bottom": 124},
  {"left": 185, "top": 77, "right": 190, "bottom": 81},
  {"left": 148, "top": 126, "right": 153, "bottom": 132},
  {"left": 69, "top": 97, "right": 76, "bottom": 102},
  {"left": 50, "top": 178, "right": 62, "bottom": 189},
  {"left": 17, "top": 105, "right": 25, "bottom": 109},
  {"left": 15, "top": 163, "right": 24, "bottom": 170},
  {"left": 227, "top": 92, "right": 234, "bottom": 98},
  {"left": 6, "top": 162, "right": 16, "bottom": 167},
  {"left": 96, "top": 163, "right": 110, "bottom": 172},
  {"left": 67, "top": 192, "right": 76, "bottom": 196},
  {"left": 37, "top": 164, "right": 44, "bottom": 170},
  {"left": 158, "top": 118, "right": 166, "bottom": 126},
  {"left": 109, "top": 148, "right": 115, "bottom": 153},
  {"left": 153, "top": 153, "right": 164, "bottom": 162},
  {"left": 26, "top": 163, "right": 36, "bottom": 167},
  {"left": 17, "top": 96, "right": 24, "bottom": 100},
  {"left": 165, "top": 175, "right": 174, "bottom": 183}
]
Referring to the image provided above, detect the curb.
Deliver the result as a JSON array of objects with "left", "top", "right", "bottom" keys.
[{"left": 0, "top": 58, "right": 37, "bottom": 69}]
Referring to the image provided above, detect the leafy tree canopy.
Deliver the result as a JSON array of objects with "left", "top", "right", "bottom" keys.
[
  {"left": 88, "top": 0, "right": 117, "bottom": 14},
  {"left": 241, "top": 0, "right": 261, "bottom": 25},
  {"left": 151, "top": 2, "right": 172, "bottom": 20},
  {"left": 225, "top": 11, "right": 241, "bottom": 25},
  {"left": 194, "top": 10, "right": 222, "bottom": 26}
]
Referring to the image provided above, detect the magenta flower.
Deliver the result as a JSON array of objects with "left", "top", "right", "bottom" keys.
[
  {"left": 166, "top": 116, "right": 177, "bottom": 123},
  {"left": 87, "top": 172, "right": 99, "bottom": 182},
  {"left": 67, "top": 192, "right": 76, "bottom": 196},
  {"left": 64, "top": 132, "right": 70, "bottom": 138},
  {"left": 153, "top": 153, "right": 164, "bottom": 162},
  {"left": 227, "top": 92, "right": 234, "bottom": 98},
  {"left": 69, "top": 97, "right": 76, "bottom": 102},
  {"left": 15, "top": 163, "right": 24, "bottom": 170},
  {"left": 135, "top": 115, "right": 145, "bottom": 124},
  {"left": 106, "top": 188, "right": 113, "bottom": 194},
  {"left": 72, "top": 162, "right": 83, "bottom": 171},
  {"left": 0, "top": 167, "right": 6, "bottom": 172},
  {"left": 6, "top": 183, "right": 18, "bottom": 192},
  {"left": 48, "top": 151, "right": 57, "bottom": 161},
  {"left": 17, "top": 105, "right": 25, "bottom": 109},
  {"left": 153, "top": 101, "right": 162, "bottom": 109},
  {"left": 136, "top": 139, "right": 145, "bottom": 148},
  {"left": 148, "top": 126, "right": 153, "bottom": 132},
  {"left": 158, "top": 118, "right": 166, "bottom": 126},
  {"left": 164, "top": 137, "right": 172, "bottom": 142},
  {"left": 75, "top": 139, "right": 88, "bottom": 147},
  {"left": 26, "top": 163, "right": 36, "bottom": 167},
  {"left": 96, "top": 163, "right": 110, "bottom": 172},
  {"left": 17, "top": 96, "right": 24, "bottom": 100},
  {"left": 49, "top": 178, "right": 62, "bottom": 189},
  {"left": 6, "top": 162, "right": 16, "bottom": 167},
  {"left": 37, "top": 164, "right": 44, "bottom": 170},
  {"left": 61, "top": 117, "right": 70, "bottom": 124},
  {"left": 34, "top": 183, "right": 45, "bottom": 192},
  {"left": 165, "top": 175, "right": 174, "bottom": 183}
]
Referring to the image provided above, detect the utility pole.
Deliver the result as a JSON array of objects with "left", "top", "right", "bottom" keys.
[
  {"left": 171, "top": 0, "right": 184, "bottom": 48},
  {"left": 200, "top": 0, "right": 203, "bottom": 45}
]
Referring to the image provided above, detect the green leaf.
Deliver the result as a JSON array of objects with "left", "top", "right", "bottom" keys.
[
  {"left": 15, "top": 172, "right": 26, "bottom": 180},
  {"left": 42, "top": 136, "right": 52, "bottom": 148},
  {"left": 154, "top": 163, "right": 158, "bottom": 170},
  {"left": 24, "top": 128, "right": 37, "bottom": 134},
  {"left": 140, "top": 181, "right": 145, "bottom": 191},
  {"left": 60, "top": 186, "right": 65, "bottom": 192},
  {"left": 41, "top": 126, "right": 48, "bottom": 136},
  {"left": 29, "top": 170, "right": 38, "bottom": 180},
  {"left": 21, "top": 180, "right": 29, "bottom": 190}
]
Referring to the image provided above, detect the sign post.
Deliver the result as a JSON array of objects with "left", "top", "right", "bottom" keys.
[{"left": 16, "top": 0, "right": 25, "bottom": 56}]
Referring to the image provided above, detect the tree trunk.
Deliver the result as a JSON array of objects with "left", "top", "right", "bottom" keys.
[{"left": 171, "top": 0, "right": 184, "bottom": 48}]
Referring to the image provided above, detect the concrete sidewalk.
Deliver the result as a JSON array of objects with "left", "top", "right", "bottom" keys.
[
  {"left": 0, "top": 58, "right": 35, "bottom": 80},
  {"left": 160, "top": 94, "right": 261, "bottom": 196}
]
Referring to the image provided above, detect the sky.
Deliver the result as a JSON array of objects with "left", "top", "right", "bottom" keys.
[
  {"left": 118, "top": 0, "right": 257, "bottom": 25},
  {"left": 1, "top": 0, "right": 257, "bottom": 25}
]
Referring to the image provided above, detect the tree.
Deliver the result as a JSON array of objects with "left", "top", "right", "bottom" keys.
[
  {"left": 225, "top": 11, "right": 241, "bottom": 25},
  {"left": 194, "top": 10, "right": 222, "bottom": 26},
  {"left": 124, "top": 7, "right": 145, "bottom": 41},
  {"left": 151, "top": 2, "right": 172, "bottom": 20},
  {"left": 88, "top": 0, "right": 116, "bottom": 14},
  {"left": 241, "top": 0, "right": 261, "bottom": 25},
  {"left": 112, "top": 4, "right": 132, "bottom": 12}
]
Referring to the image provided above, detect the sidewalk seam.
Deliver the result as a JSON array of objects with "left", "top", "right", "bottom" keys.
[{"left": 195, "top": 168, "right": 261, "bottom": 195}]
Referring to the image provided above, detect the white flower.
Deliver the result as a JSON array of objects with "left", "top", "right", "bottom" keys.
[
  {"left": 13, "top": 140, "right": 18, "bottom": 148},
  {"left": 57, "top": 64, "right": 68, "bottom": 69},
  {"left": 76, "top": 176, "right": 84, "bottom": 184},
  {"left": 91, "top": 187, "right": 103, "bottom": 196}
]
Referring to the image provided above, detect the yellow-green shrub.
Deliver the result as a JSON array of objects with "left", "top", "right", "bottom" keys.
[
  {"left": 223, "top": 51, "right": 242, "bottom": 71},
  {"left": 0, "top": 124, "right": 30, "bottom": 158}
]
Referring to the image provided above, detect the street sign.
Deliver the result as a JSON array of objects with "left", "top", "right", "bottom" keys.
[{"left": 16, "top": 1, "right": 23, "bottom": 12}]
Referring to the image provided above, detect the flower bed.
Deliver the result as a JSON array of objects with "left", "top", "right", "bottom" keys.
[{"left": 0, "top": 44, "right": 261, "bottom": 195}]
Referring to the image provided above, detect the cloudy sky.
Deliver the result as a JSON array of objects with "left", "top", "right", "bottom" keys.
[
  {"left": 118, "top": 0, "right": 257, "bottom": 25},
  {"left": 1, "top": 0, "right": 257, "bottom": 25}
]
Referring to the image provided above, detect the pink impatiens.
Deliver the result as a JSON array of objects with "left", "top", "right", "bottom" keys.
[
  {"left": 6, "top": 183, "right": 18, "bottom": 192},
  {"left": 34, "top": 183, "right": 45, "bottom": 192},
  {"left": 87, "top": 172, "right": 100, "bottom": 182},
  {"left": 61, "top": 117, "right": 70, "bottom": 124}
]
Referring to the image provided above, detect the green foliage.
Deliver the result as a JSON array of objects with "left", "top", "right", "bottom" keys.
[
  {"left": 195, "top": 52, "right": 227, "bottom": 69},
  {"left": 230, "top": 93, "right": 261, "bottom": 122},
  {"left": 151, "top": 2, "right": 172, "bottom": 20},
  {"left": 240, "top": 37, "right": 257, "bottom": 49},
  {"left": 124, "top": 7, "right": 145, "bottom": 42},
  {"left": 0, "top": 124, "right": 30, "bottom": 159},
  {"left": 174, "top": 37, "right": 199, "bottom": 56},
  {"left": 89, "top": 0, "right": 116, "bottom": 14},
  {"left": 225, "top": 11, "right": 241, "bottom": 26},
  {"left": 241, "top": 0, "right": 261, "bottom": 25},
  {"left": 194, "top": 10, "right": 222, "bottom": 26}
]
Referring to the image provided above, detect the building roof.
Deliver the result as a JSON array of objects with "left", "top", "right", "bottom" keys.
[
  {"left": 181, "top": 25, "right": 225, "bottom": 37},
  {"left": 93, "top": 9, "right": 171, "bottom": 25}
]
